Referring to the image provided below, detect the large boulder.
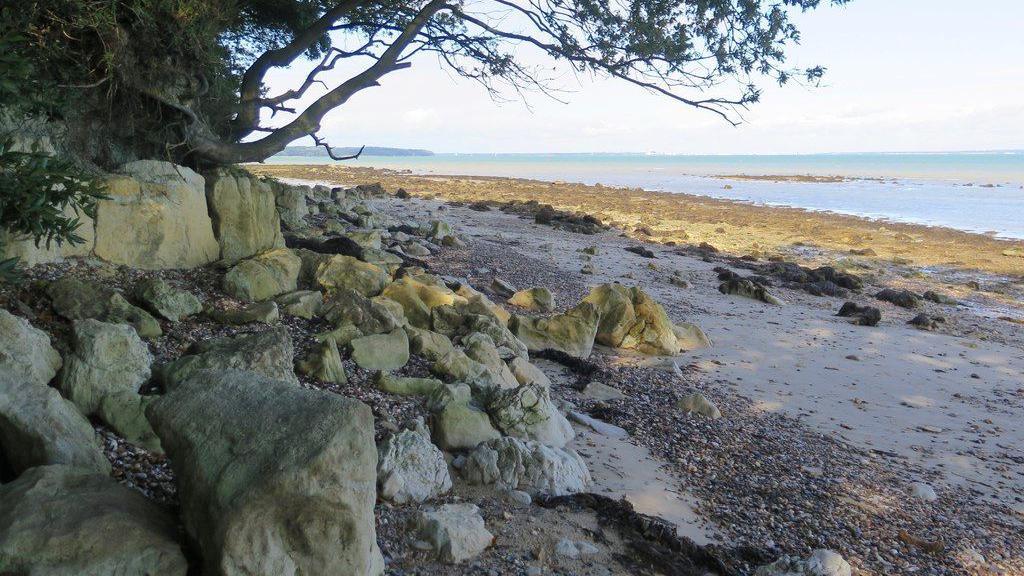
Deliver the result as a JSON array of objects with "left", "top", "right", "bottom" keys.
[
  {"left": 97, "top": 391, "right": 163, "bottom": 453},
  {"left": 510, "top": 302, "right": 599, "bottom": 359},
  {"left": 274, "top": 183, "right": 311, "bottom": 230},
  {"left": 416, "top": 504, "right": 493, "bottom": 564},
  {"left": 93, "top": 161, "right": 219, "bottom": 269},
  {"left": 135, "top": 277, "right": 203, "bottom": 322},
  {"left": 377, "top": 420, "right": 451, "bottom": 504},
  {"left": 0, "top": 205, "right": 94, "bottom": 266},
  {"left": 205, "top": 169, "right": 285, "bottom": 261},
  {"left": 487, "top": 384, "right": 574, "bottom": 448},
  {"left": 315, "top": 255, "right": 390, "bottom": 297},
  {"left": 462, "top": 332, "right": 519, "bottom": 389},
  {"left": 158, "top": 328, "right": 298, "bottom": 389},
  {"left": 0, "top": 372, "right": 110, "bottom": 477},
  {"left": 0, "top": 309, "right": 62, "bottom": 386},
  {"left": 48, "top": 278, "right": 163, "bottom": 339},
  {"left": 0, "top": 465, "right": 187, "bottom": 575},
  {"left": 583, "top": 284, "right": 681, "bottom": 355},
  {"left": 462, "top": 436, "right": 591, "bottom": 496},
  {"left": 57, "top": 319, "right": 153, "bottom": 415},
  {"left": 147, "top": 370, "right": 382, "bottom": 576},
  {"left": 223, "top": 248, "right": 301, "bottom": 302},
  {"left": 462, "top": 313, "right": 528, "bottom": 359}
]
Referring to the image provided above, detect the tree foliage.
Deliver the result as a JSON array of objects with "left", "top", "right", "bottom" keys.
[
  {"left": 0, "top": 24, "right": 107, "bottom": 281},
  {"left": 5, "top": 0, "right": 846, "bottom": 167}
]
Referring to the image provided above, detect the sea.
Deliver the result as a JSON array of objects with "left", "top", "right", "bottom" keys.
[{"left": 265, "top": 152, "right": 1024, "bottom": 240}]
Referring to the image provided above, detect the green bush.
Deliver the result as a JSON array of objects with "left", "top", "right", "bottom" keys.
[{"left": 0, "top": 26, "right": 106, "bottom": 281}]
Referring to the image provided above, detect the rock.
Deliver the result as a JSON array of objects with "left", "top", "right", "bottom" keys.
[
  {"left": 910, "top": 482, "right": 938, "bottom": 502},
  {"left": 719, "top": 278, "right": 782, "bottom": 305},
  {"left": 428, "top": 384, "right": 501, "bottom": 451},
  {"left": 462, "top": 332, "right": 519, "bottom": 389},
  {"left": 908, "top": 313, "right": 945, "bottom": 331},
  {"left": 209, "top": 301, "right": 280, "bottom": 325},
  {"left": 0, "top": 205, "right": 94, "bottom": 265},
  {"left": 0, "top": 309, "right": 62, "bottom": 386},
  {"left": 315, "top": 255, "right": 390, "bottom": 297},
  {"left": 135, "top": 277, "right": 202, "bottom": 322},
  {"left": 0, "top": 465, "right": 187, "bottom": 574},
  {"left": 324, "top": 288, "right": 400, "bottom": 334},
  {"left": 417, "top": 503, "right": 493, "bottom": 564},
  {"left": 274, "top": 183, "right": 311, "bottom": 230},
  {"left": 350, "top": 329, "right": 410, "bottom": 371},
  {"left": 57, "top": 319, "right": 153, "bottom": 415},
  {"left": 403, "top": 242, "right": 431, "bottom": 257},
  {"left": 48, "top": 278, "right": 162, "bottom": 338},
  {"left": 508, "top": 287, "right": 555, "bottom": 312},
  {"left": 488, "top": 384, "right": 575, "bottom": 448},
  {"left": 583, "top": 284, "right": 682, "bottom": 355},
  {"left": 555, "top": 538, "right": 579, "bottom": 559},
  {"left": 673, "top": 322, "right": 712, "bottom": 350},
  {"left": 223, "top": 248, "right": 301, "bottom": 301},
  {"left": 462, "top": 313, "right": 526, "bottom": 358},
  {"left": 159, "top": 328, "right": 298, "bottom": 389},
  {"left": 490, "top": 277, "right": 517, "bottom": 298},
  {"left": 345, "top": 230, "right": 382, "bottom": 250},
  {"left": 97, "top": 391, "right": 162, "bottom": 452},
  {"left": 507, "top": 489, "right": 532, "bottom": 506},
  {"left": 922, "top": 290, "right": 957, "bottom": 305},
  {"left": 625, "top": 245, "right": 655, "bottom": 258},
  {"left": 374, "top": 371, "right": 442, "bottom": 396},
  {"left": 276, "top": 290, "right": 323, "bottom": 319},
  {"left": 677, "top": 392, "right": 721, "bottom": 419},
  {"left": 874, "top": 288, "right": 920, "bottom": 309},
  {"left": 462, "top": 437, "right": 591, "bottom": 496},
  {"left": 297, "top": 340, "right": 347, "bottom": 384},
  {"left": 427, "top": 220, "right": 454, "bottom": 242},
  {"left": 456, "top": 284, "right": 512, "bottom": 326},
  {"left": 508, "top": 356, "right": 552, "bottom": 388},
  {"left": 204, "top": 169, "right": 285, "bottom": 260},
  {"left": 755, "top": 549, "right": 852, "bottom": 576},
  {"left": 0, "top": 372, "right": 110, "bottom": 477},
  {"left": 381, "top": 276, "right": 462, "bottom": 328},
  {"left": 407, "top": 326, "right": 456, "bottom": 360},
  {"left": 669, "top": 275, "right": 689, "bottom": 288},
  {"left": 94, "top": 161, "right": 219, "bottom": 269},
  {"left": 510, "top": 302, "right": 600, "bottom": 359},
  {"left": 581, "top": 381, "right": 625, "bottom": 402},
  {"left": 835, "top": 301, "right": 881, "bottom": 326},
  {"left": 360, "top": 248, "right": 404, "bottom": 275},
  {"left": 377, "top": 420, "right": 452, "bottom": 504},
  {"left": 147, "top": 370, "right": 382, "bottom": 576},
  {"left": 568, "top": 411, "right": 628, "bottom": 438}
]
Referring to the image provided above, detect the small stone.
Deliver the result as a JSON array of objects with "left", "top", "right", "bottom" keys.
[
  {"left": 677, "top": 392, "right": 721, "bottom": 419},
  {"left": 910, "top": 482, "right": 938, "bottom": 502},
  {"left": 209, "top": 301, "right": 280, "bottom": 325},
  {"left": 555, "top": 538, "right": 579, "bottom": 559},
  {"left": 417, "top": 503, "right": 493, "bottom": 563}
]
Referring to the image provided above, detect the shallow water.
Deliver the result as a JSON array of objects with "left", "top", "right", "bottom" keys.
[{"left": 267, "top": 152, "right": 1024, "bottom": 239}]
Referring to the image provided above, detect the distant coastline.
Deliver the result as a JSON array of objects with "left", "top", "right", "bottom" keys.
[{"left": 276, "top": 145, "right": 434, "bottom": 158}]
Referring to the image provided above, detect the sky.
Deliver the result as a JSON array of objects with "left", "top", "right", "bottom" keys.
[{"left": 262, "top": 0, "right": 1024, "bottom": 155}]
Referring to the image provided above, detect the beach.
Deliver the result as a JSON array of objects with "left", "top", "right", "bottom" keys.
[{"left": 250, "top": 163, "right": 1024, "bottom": 574}]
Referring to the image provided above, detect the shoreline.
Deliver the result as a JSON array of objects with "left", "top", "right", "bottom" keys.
[{"left": 250, "top": 164, "right": 1024, "bottom": 277}]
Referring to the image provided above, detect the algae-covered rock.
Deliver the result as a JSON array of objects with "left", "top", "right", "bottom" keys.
[
  {"left": 147, "top": 370, "right": 382, "bottom": 576},
  {"left": 0, "top": 372, "right": 110, "bottom": 477},
  {"left": 57, "top": 319, "right": 153, "bottom": 415},
  {"left": 204, "top": 169, "right": 285, "bottom": 261},
  {"left": 0, "top": 465, "right": 187, "bottom": 575},
  {"left": 0, "top": 309, "right": 62, "bottom": 386},
  {"left": 350, "top": 329, "right": 410, "bottom": 371},
  {"left": 297, "top": 340, "right": 347, "bottom": 384},
  {"left": 510, "top": 302, "right": 599, "bottom": 359},
  {"left": 583, "top": 284, "right": 680, "bottom": 355},
  {"left": 159, "top": 328, "right": 298, "bottom": 389},
  {"left": 223, "top": 248, "right": 301, "bottom": 301},
  {"left": 315, "top": 255, "right": 390, "bottom": 297},
  {"left": 93, "top": 161, "right": 219, "bottom": 269},
  {"left": 508, "top": 287, "right": 554, "bottom": 312},
  {"left": 135, "top": 277, "right": 202, "bottom": 322}
]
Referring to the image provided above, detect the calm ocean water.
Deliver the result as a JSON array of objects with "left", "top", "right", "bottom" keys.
[{"left": 266, "top": 152, "right": 1024, "bottom": 239}]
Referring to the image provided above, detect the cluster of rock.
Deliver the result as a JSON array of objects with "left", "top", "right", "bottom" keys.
[
  {"left": 4, "top": 161, "right": 713, "bottom": 573},
  {"left": 498, "top": 200, "right": 607, "bottom": 234}
]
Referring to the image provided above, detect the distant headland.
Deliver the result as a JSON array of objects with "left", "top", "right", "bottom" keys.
[{"left": 276, "top": 146, "right": 434, "bottom": 158}]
